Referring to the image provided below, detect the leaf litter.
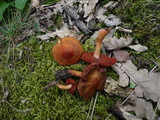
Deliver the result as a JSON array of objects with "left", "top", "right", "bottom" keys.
[{"left": 7, "top": 0, "right": 159, "bottom": 119}]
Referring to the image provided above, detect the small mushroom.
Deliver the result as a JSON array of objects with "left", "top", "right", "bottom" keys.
[
  {"left": 44, "top": 79, "right": 77, "bottom": 94},
  {"left": 77, "top": 63, "right": 106, "bottom": 100},
  {"left": 54, "top": 63, "right": 107, "bottom": 100},
  {"left": 52, "top": 37, "right": 83, "bottom": 66},
  {"left": 81, "top": 28, "right": 117, "bottom": 67}
]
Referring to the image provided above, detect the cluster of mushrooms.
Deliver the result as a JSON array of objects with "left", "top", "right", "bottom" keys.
[{"left": 44, "top": 28, "right": 117, "bottom": 100}]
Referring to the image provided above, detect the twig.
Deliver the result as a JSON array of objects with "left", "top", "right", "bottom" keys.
[
  {"left": 1, "top": 77, "right": 29, "bottom": 113},
  {"left": 63, "top": 5, "right": 92, "bottom": 35},
  {"left": 87, "top": 97, "right": 93, "bottom": 120},
  {"left": 105, "top": 113, "right": 113, "bottom": 120},
  {"left": 105, "top": 89, "right": 135, "bottom": 120},
  {"left": 151, "top": 99, "right": 160, "bottom": 120},
  {"left": 116, "top": 63, "right": 147, "bottom": 94},
  {"left": 120, "top": 89, "right": 135, "bottom": 106},
  {"left": 5, "top": 101, "right": 29, "bottom": 113},
  {"left": 90, "top": 93, "right": 99, "bottom": 120},
  {"left": 149, "top": 65, "right": 157, "bottom": 73},
  {"left": 43, "top": 80, "right": 59, "bottom": 91},
  {"left": 72, "top": 96, "right": 91, "bottom": 119}
]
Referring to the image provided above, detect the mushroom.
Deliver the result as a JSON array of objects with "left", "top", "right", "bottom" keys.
[
  {"left": 54, "top": 63, "right": 107, "bottom": 100},
  {"left": 77, "top": 63, "right": 106, "bottom": 100},
  {"left": 81, "top": 28, "right": 117, "bottom": 67},
  {"left": 52, "top": 37, "right": 83, "bottom": 66},
  {"left": 44, "top": 79, "right": 77, "bottom": 94}
]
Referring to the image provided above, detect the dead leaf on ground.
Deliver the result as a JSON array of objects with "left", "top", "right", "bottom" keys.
[
  {"left": 36, "top": 28, "right": 83, "bottom": 40},
  {"left": 104, "top": 77, "right": 133, "bottom": 98},
  {"left": 128, "top": 44, "right": 148, "bottom": 52},
  {"left": 103, "top": 36, "right": 133, "bottom": 50},
  {"left": 31, "top": 0, "right": 40, "bottom": 8},
  {"left": 116, "top": 26, "right": 132, "bottom": 33},
  {"left": 117, "top": 60, "right": 160, "bottom": 102},
  {"left": 123, "top": 96, "right": 156, "bottom": 120},
  {"left": 110, "top": 104, "right": 142, "bottom": 120},
  {"left": 83, "top": 0, "right": 99, "bottom": 18},
  {"left": 112, "top": 65, "right": 130, "bottom": 87},
  {"left": 113, "top": 50, "right": 130, "bottom": 62}
]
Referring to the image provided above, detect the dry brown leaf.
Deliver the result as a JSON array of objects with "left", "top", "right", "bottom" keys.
[
  {"left": 123, "top": 96, "right": 156, "bottom": 120},
  {"left": 128, "top": 44, "right": 148, "bottom": 52},
  {"left": 117, "top": 60, "right": 160, "bottom": 102},
  {"left": 104, "top": 77, "right": 133, "bottom": 97},
  {"left": 103, "top": 36, "right": 133, "bottom": 50},
  {"left": 113, "top": 50, "right": 130, "bottom": 62},
  {"left": 112, "top": 65, "right": 130, "bottom": 87},
  {"left": 31, "top": 0, "right": 40, "bottom": 7},
  {"left": 83, "top": 0, "right": 99, "bottom": 17},
  {"left": 36, "top": 28, "right": 82, "bottom": 40}
]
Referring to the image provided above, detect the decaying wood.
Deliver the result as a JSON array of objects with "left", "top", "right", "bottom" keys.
[{"left": 63, "top": 5, "right": 92, "bottom": 35}]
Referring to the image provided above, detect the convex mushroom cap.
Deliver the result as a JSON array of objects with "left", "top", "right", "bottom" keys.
[
  {"left": 52, "top": 37, "right": 83, "bottom": 66},
  {"left": 77, "top": 63, "right": 106, "bottom": 100}
]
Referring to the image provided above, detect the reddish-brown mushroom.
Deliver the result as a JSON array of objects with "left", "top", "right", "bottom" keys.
[
  {"left": 52, "top": 37, "right": 83, "bottom": 66},
  {"left": 81, "top": 28, "right": 117, "bottom": 67},
  {"left": 77, "top": 63, "right": 106, "bottom": 100},
  {"left": 54, "top": 63, "right": 107, "bottom": 100},
  {"left": 44, "top": 79, "right": 77, "bottom": 94}
]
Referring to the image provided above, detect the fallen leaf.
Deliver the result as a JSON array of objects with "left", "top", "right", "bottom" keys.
[
  {"left": 83, "top": 0, "right": 99, "bottom": 18},
  {"left": 52, "top": 0, "right": 75, "bottom": 14},
  {"left": 113, "top": 50, "right": 130, "bottom": 62},
  {"left": 31, "top": 0, "right": 39, "bottom": 7},
  {"left": 124, "top": 96, "right": 156, "bottom": 120},
  {"left": 36, "top": 28, "right": 82, "bottom": 40},
  {"left": 116, "top": 26, "right": 132, "bottom": 33},
  {"left": 135, "top": 86, "right": 143, "bottom": 97},
  {"left": 117, "top": 60, "right": 160, "bottom": 102},
  {"left": 128, "top": 44, "right": 148, "bottom": 52},
  {"left": 110, "top": 104, "right": 142, "bottom": 120},
  {"left": 103, "top": 36, "right": 133, "bottom": 50},
  {"left": 104, "top": 77, "right": 133, "bottom": 97},
  {"left": 112, "top": 65, "right": 130, "bottom": 87},
  {"left": 104, "top": 14, "right": 121, "bottom": 26}
]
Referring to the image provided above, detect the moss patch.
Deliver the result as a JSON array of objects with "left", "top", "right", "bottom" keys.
[{"left": 0, "top": 38, "right": 117, "bottom": 120}]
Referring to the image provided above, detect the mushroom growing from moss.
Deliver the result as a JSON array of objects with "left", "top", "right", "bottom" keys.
[
  {"left": 54, "top": 63, "right": 106, "bottom": 100},
  {"left": 52, "top": 37, "right": 83, "bottom": 66},
  {"left": 81, "top": 28, "right": 117, "bottom": 67},
  {"left": 77, "top": 63, "right": 106, "bottom": 100},
  {"left": 44, "top": 79, "right": 77, "bottom": 94}
]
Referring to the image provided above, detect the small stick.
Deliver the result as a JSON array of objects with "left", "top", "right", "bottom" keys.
[
  {"left": 87, "top": 97, "right": 94, "bottom": 119},
  {"left": 151, "top": 99, "right": 160, "bottom": 120},
  {"left": 90, "top": 93, "right": 99, "bottom": 120}
]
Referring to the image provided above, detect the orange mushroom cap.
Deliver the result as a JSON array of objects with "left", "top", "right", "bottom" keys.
[
  {"left": 81, "top": 52, "right": 117, "bottom": 67},
  {"left": 52, "top": 37, "right": 83, "bottom": 66},
  {"left": 77, "top": 63, "right": 107, "bottom": 100}
]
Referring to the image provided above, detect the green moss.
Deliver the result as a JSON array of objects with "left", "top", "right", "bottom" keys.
[
  {"left": 109, "top": 0, "right": 160, "bottom": 69},
  {"left": 0, "top": 38, "right": 117, "bottom": 120}
]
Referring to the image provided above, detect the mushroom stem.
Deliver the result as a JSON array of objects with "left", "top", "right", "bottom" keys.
[
  {"left": 57, "top": 37, "right": 62, "bottom": 43},
  {"left": 69, "top": 70, "right": 82, "bottom": 77},
  {"left": 93, "top": 28, "right": 111, "bottom": 59},
  {"left": 56, "top": 84, "right": 72, "bottom": 90}
]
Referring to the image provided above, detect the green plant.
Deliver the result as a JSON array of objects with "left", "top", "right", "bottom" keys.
[
  {"left": 0, "top": 10, "right": 29, "bottom": 47},
  {"left": 0, "top": 0, "right": 28, "bottom": 21}
]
